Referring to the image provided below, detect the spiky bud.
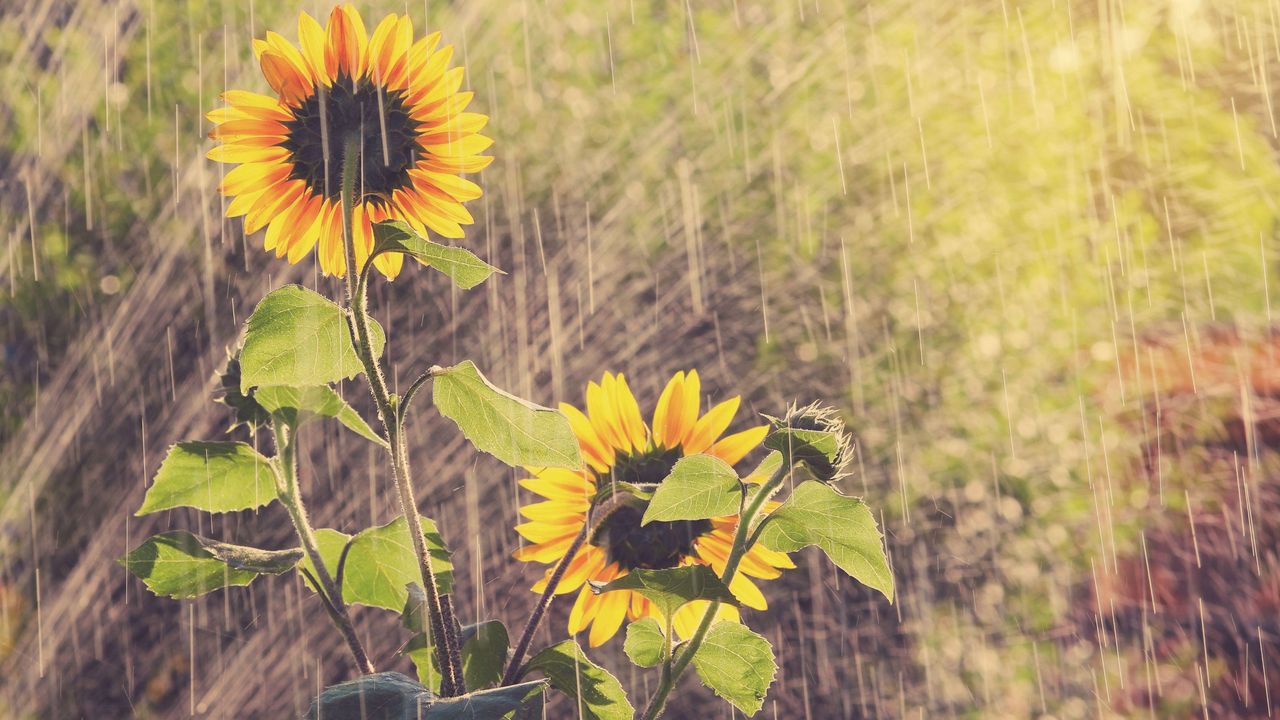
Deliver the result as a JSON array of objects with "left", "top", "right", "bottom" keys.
[{"left": 763, "top": 401, "right": 854, "bottom": 483}]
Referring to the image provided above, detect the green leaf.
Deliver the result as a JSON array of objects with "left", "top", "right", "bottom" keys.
[
  {"left": 299, "top": 517, "right": 453, "bottom": 611},
  {"left": 304, "top": 672, "right": 431, "bottom": 720},
  {"left": 239, "top": 284, "right": 385, "bottom": 392},
  {"left": 372, "top": 220, "right": 501, "bottom": 290},
  {"left": 689, "top": 622, "right": 777, "bottom": 717},
  {"left": 136, "top": 441, "right": 276, "bottom": 515},
  {"left": 757, "top": 481, "right": 894, "bottom": 601},
  {"left": 119, "top": 531, "right": 275, "bottom": 598},
  {"left": 591, "top": 566, "right": 738, "bottom": 620},
  {"left": 641, "top": 454, "right": 741, "bottom": 525},
  {"left": 622, "top": 618, "right": 666, "bottom": 668},
  {"left": 402, "top": 584, "right": 444, "bottom": 692},
  {"left": 254, "top": 384, "right": 386, "bottom": 447},
  {"left": 523, "top": 641, "right": 632, "bottom": 720},
  {"left": 460, "top": 620, "right": 509, "bottom": 691},
  {"left": 423, "top": 681, "right": 546, "bottom": 720},
  {"left": 433, "top": 361, "right": 582, "bottom": 470}
]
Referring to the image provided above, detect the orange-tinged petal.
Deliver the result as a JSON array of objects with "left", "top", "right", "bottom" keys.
[
  {"left": 218, "top": 161, "right": 292, "bottom": 196},
  {"left": 285, "top": 195, "right": 326, "bottom": 263},
  {"left": 245, "top": 179, "right": 305, "bottom": 234},
  {"left": 264, "top": 190, "right": 310, "bottom": 254},
  {"left": 317, "top": 200, "right": 345, "bottom": 276},
  {"left": 259, "top": 50, "right": 311, "bottom": 106},
  {"left": 366, "top": 13, "right": 399, "bottom": 83},
  {"left": 708, "top": 425, "right": 768, "bottom": 466},
  {"left": 325, "top": 4, "right": 367, "bottom": 81},
  {"left": 652, "top": 372, "right": 684, "bottom": 448}
]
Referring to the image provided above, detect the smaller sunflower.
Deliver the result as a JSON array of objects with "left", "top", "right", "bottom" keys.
[
  {"left": 207, "top": 5, "right": 492, "bottom": 280},
  {"left": 514, "top": 371, "right": 796, "bottom": 647}
]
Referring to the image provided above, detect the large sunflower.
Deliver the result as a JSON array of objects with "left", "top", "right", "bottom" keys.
[
  {"left": 207, "top": 5, "right": 491, "bottom": 279},
  {"left": 514, "top": 371, "right": 796, "bottom": 647}
]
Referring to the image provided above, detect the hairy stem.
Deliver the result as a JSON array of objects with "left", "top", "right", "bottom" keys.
[
  {"left": 502, "top": 495, "right": 626, "bottom": 686},
  {"left": 336, "top": 132, "right": 465, "bottom": 695},
  {"left": 640, "top": 465, "right": 789, "bottom": 720},
  {"left": 274, "top": 419, "right": 374, "bottom": 675}
]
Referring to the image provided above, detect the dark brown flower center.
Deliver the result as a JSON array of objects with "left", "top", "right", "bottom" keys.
[
  {"left": 591, "top": 446, "right": 713, "bottom": 570},
  {"left": 281, "top": 74, "right": 420, "bottom": 202}
]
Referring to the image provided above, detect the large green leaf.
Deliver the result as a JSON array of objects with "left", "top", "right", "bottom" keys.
[
  {"left": 119, "top": 531, "right": 295, "bottom": 598},
  {"left": 460, "top": 620, "right": 509, "bottom": 691},
  {"left": 238, "top": 284, "right": 385, "bottom": 392},
  {"left": 622, "top": 618, "right": 666, "bottom": 668},
  {"left": 300, "top": 517, "right": 453, "bottom": 611},
  {"left": 304, "top": 671, "right": 543, "bottom": 720},
  {"left": 757, "top": 481, "right": 894, "bottom": 601},
  {"left": 433, "top": 361, "right": 582, "bottom": 470},
  {"left": 304, "top": 672, "right": 431, "bottom": 720},
  {"left": 371, "top": 220, "right": 501, "bottom": 290},
  {"left": 423, "top": 682, "right": 546, "bottom": 720},
  {"left": 641, "top": 454, "right": 741, "bottom": 525},
  {"left": 253, "top": 384, "right": 386, "bottom": 447},
  {"left": 689, "top": 622, "right": 777, "bottom": 717},
  {"left": 591, "top": 566, "right": 738, "bottom": 620},
  {"left": 523, "top": 641, "right": 631, "bottom": 720},
  {"left": 136, "top": 442, "right": 276, "bottom": 515}
]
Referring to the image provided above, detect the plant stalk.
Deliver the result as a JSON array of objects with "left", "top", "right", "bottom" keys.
[
  {"left": 273, "top": 419, "right": 375, "bottom": 675},
  {"left": 640, "top": 465, "right": 789, "bottom": 720},
  {"left": 501, "top": 495, "right": 627, "bottom": 685},
  {"left": 335, "top": 132, "right": 465, "bottom": 695}
]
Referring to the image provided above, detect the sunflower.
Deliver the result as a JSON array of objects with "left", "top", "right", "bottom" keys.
[
  {"left": 514, "top": 371, "right": 796, "bottom": 647},
  {"left": 207, "top": 4, "right": 492, "bottom": 280}
]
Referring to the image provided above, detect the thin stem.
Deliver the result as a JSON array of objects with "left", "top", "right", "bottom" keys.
[
  {"left": 640, "top": 465, "right": 789, "bottom": 720},
  {"left": 397, "top": 366, "right": 439, "bottom": 424},
  {"left": 274, "top": 419, "right": 375, "bottom": 675},
  {"left": 336, "top": 133, "right": 465, "bottom": 695},
  {"left": 502, "top": 496, "right": 627, "bottom": 686}
]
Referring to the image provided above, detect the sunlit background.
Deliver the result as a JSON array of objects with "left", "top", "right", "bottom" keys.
[{"left": 4, "top": 0, "right": 1280, "bottom": 717}]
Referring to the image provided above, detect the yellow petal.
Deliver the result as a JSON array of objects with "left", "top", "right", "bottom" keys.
[
  {"left": 206, "top": 144, "right": 290, "bottom": 164},
  {"left": 652, "top": 372, "right": 684, "bottom": 448},
  {"left": 559, "top": 403, "right": 614, "bottom": 472},
  {"left": 589, "top": 588, "right": 629, "bottom": 647},
  {"left": 708, "top": 425, "right": 768, "bottom": 466},
  {"left": 568, "top": 585, "right": 600, "bottom": 635},
  {"left": 683, "top": 396, "right": 740, "bottom": 455},
  {"left": 297, "top": 11, "right": 331, "bottom": 85}
]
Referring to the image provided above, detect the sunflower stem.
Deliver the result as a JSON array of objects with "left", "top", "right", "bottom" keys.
[
  {"left": 336, "top": 132, "right": 466, "bottom": 695},
  {"left": 501, "top": 495, "right": 626, "bottom": 686},
  {"left": 272, "top": 418, "right": 375, "bottom": 675},
  {"left": 640, "top": 463, "right": 790, "bottom": 720}
]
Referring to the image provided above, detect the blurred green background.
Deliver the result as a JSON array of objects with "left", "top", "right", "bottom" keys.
[{"left": 3, "top": 0, "right": 1280, "bottom": 717}]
